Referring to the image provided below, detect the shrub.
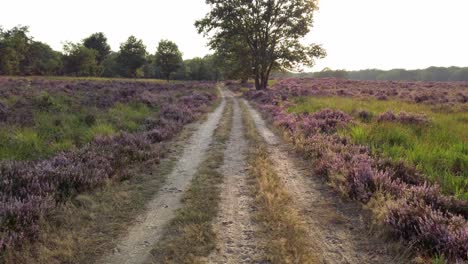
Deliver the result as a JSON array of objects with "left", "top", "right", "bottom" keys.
[{"left": 386, "top": 201, "right": 467, "bottom": 262}]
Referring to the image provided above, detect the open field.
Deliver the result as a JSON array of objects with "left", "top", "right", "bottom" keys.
[
  {"left": 290, "top": 96, "right": 467, "bottom": 198},
  {"left": 0, "top": 76, "right": 218, "bottom": 261},
  {"left": 0, "top": 76, "right": 466, "bottom": 264},
  {"left": 2, "top": 1, "right": 467, "bottom": 263}
]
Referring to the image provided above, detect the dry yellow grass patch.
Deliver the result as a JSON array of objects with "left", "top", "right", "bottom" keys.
[{"left": 240, "top": 101, "right": 319, "bottom": 264}]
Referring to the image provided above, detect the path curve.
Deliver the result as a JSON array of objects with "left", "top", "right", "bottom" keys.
[{"left": 97, "top": 90, "right": 226, "bottom": 264}]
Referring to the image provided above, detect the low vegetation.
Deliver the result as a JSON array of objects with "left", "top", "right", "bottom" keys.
[
  {"left": 290, "top": 96, "right": 467, "bottom": 198},
  {"left": 0, "top": 77, "right": 218, "bottom": 260},
  {"left": 276, "top": 66, "right": 468, "bottom": 82},
  {"left": 243, "top": 78, "right": 467, "bottom": 263}
]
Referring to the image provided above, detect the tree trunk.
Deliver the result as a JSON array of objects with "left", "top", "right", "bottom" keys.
[
  {"left": 255, "top": 73, "right": 261, "bottom": 90},
  {"left": 255, "top": 71, "right": 269, "bottom": 90}
]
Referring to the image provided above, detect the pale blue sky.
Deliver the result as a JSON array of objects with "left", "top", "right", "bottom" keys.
[{"left": 2, "top": 0, "right": 468, "bottom": 71}]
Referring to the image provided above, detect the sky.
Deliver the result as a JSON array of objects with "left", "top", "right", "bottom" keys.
[{"left": 2, "top": 0, "right": 468, "bottom": 71}]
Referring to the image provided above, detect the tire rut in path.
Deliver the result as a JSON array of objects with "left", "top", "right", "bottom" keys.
[
  {"left": 208, "top": 96, "right": 264, "bottom": 264},
  {"left": 244, "top": 100, "right": 400, "bottom": 264},
  {"left": 97, "top": 91, "right": 226, "bottom": 264}
]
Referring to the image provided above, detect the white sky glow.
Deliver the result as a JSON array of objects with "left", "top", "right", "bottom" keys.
[{"left": 2, "top": 0, "right": 468, "bottom": 71}]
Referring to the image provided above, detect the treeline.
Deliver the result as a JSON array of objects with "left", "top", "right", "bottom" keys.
[
  {"left": 274, "top": 67, "right": 468, "bottom": 82},
  {"left": 0, "top": 26, "right": 223, "bottom": 80}
]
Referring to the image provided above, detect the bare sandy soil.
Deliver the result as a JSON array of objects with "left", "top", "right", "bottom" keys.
[
  {"left": 208, "top": 98, "right": 264, "bottom": 264},
  {"left": 97, "top": 92, "right": 226, "bottom": 264}
]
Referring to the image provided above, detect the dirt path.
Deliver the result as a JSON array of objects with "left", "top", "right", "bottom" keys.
[
  {"left": 243, "top": 100, "right": 401, "bottom": 264},
  {"left": 97, "top": 91, "right": 227, "bottom": 264},
  {"left": 208, "top": 96, "right": 264, "bottom": 264}
]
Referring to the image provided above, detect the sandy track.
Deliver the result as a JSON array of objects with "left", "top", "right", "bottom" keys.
[
  {"left": 244, "top": 100, "right": 400, "bottom": 264},
  {"left": 208, "top": 96, "right": 264, "bottom": 264},
  {"left": 97, "top": 91, "right": 226, "bottom": 264}
]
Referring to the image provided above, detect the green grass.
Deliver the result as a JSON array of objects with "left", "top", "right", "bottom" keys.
[
  {"left": 290, "top": 97, "right": 468, "bottom": 199},
  {"left": 0, "top": 93, "right": 157, "bottom": 161}
]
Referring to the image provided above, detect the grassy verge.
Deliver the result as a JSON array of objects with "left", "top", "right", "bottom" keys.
[
  {"left": 290, "top": 96, "right": 467, "bottom": 199},
  {"left": 149, "top": 99, "right": 233, "bottom": 264},
  {"left": 240, "top": 101, "right": 319, "bottom": 264}
]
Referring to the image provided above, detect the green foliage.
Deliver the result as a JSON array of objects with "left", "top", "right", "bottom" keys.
[
  {"left": 22, "top": 41, "right": 62, "bottom": 75},
  {"left": 83, "top": 32, "right": 111, "bottom": 65},
  {"left": 0, "top": 26, "right": 31, "bottom": 75},
  {"left": 116, "top": 36, "right": 147, "bottom": 77},
  {"left": 314, "top": 68, "right": 348, "bottom": 79},
  {"left": 107, "top": 103, "right": 152, "bottom": 132},
  {"left": 290, "top": 66, "right": 468, "bottom": 81},
  {"left": 196, "top": 0, "right": 326, "bottom": 89},
  {"left": 101, "top": 52, "right": 120, "bottom": 77},
  {"left": 212, "top": 37, "right": 251, "bottom": 82},
  {"left": 290, "top": 97, "right": 468, "bottom": 198},
  {"left": 62, "top": 42, "right": 100, "bottom": 76},
  {"left": 155, "top": 40, "right": 183, "bottom": 81},
  {"left": 0, "top": 93, "right": 157, "bottom": 161}
]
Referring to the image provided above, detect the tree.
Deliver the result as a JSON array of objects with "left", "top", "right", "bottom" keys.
[
  {"left": 213, "top": 37, "right": 251, "bottom": 82},
  {"left": 0, "top": 26, "right": 31, "bottom": 75},
  {"left": 196, "top": 0, "right": 326, "bottom": 90},
  {"left": 314, "top": 68, "right": 348, "bottom": 79},
  {"left": 62, "top": 42, "right": 100, "bottom": 76},
  {"left": 117, "top": 36, "right": 147, "bottom": 77},
  {"left": 101, "top": 52, "right": 120, "bottom": 77},
  {"left": 83, "top": 32, "right": 111, "bottom": 65},
  {"left": 155, "top": 40, "right": 183, "bottom": 81},
  {"left": 22, "top": 41, "right": 62, "bottom": 75}
]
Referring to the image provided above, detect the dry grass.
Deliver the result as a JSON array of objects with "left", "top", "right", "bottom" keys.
[
  {"left": 240, "top": 101, "right": 319, "bottom": 264},
  {"left": 148, "top": 99, "right": 233, "bottom": 264}
]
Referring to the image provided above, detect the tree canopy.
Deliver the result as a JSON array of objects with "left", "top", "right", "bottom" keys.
[
  {"left": 116, "top": 36, "right": 147, "bottom": 77},
  {"left": 196, "top": 0, "right": 326, "bottom": 89},
  {"left": 62, "top": 42, "right": 99, "bottom": 76},
  {"left": 83, "top": 32, "right": 111, "bottom": 65},
  {"left": 155, "top": 40, "right": 183, "bottom": 81}
]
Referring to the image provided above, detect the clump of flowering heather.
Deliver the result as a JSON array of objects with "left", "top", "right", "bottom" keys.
[
  {"left": 245, "top": 85, "right": 467, "bottom": 261},
  {"left": 386, "top": 201, "right": 468, "bottom": 263},
  {"left": 357, "top": 110, "right": 373, "bottom": 122},
  {"left": 0, "top": 102, "right": 7, "bottom": 122},
  {"left": 377, "top": 111, "right": 429, "bottom": 125}
]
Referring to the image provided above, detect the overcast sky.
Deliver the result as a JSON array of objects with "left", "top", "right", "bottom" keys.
[{"left": 2, "top": 0, "right": 468, "bottom": 71}]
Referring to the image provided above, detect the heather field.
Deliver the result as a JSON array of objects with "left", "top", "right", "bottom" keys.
[
  {"left": 244, "top": 78, "right": 468, "bottom": 262},
  {"left": 2, "top": 1, "right": 468, "bottom": 262},
  {"left": 0, "top": 77, "right": 218, "bottom": 257}
]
